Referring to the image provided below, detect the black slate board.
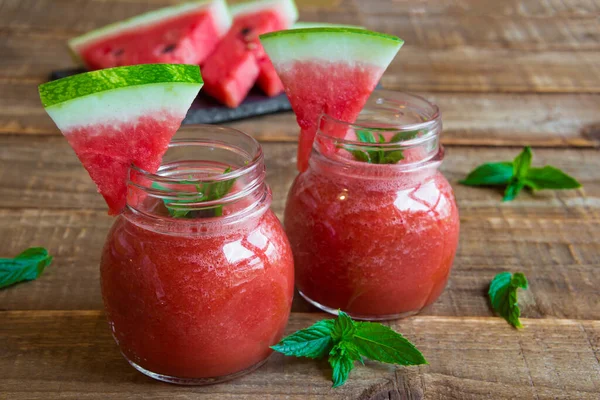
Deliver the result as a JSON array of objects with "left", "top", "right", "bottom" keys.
[{"left": 49, "top": 68, "right": 293, "bottom": 125}]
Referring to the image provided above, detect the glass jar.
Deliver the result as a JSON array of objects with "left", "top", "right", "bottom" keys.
[
  {"left": 285, "top": 91, "right": 459, "bottom": 320},
  {"left": 100, "top": 127, "right": 294, "bottom": 384}
]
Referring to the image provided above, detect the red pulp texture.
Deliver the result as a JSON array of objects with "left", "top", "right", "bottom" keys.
[
  {"left": 101, "top": 210, "right": 294, "bottom": 378},
  {"left": 201, "top": 10, "right": 286, "bottom": 107},
  {"left": 65, "top": 112, "right": 181, "bottom": 215},
  {"left": 284, "top": 164, "right": 459, "bottom": 318},
  {"left": 277, "top": 61, "right": 383, "bottom": 172},
  {"left": 78, "top": 10, "right": 223, "bottom": 69}
]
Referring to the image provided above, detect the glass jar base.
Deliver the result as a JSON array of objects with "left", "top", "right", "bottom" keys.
[
  {"left": 298, "top": 290, "right": 421, "bottom": 321},
  {"left": 126, "top": 355, "right": 269, "bottom": 385}
]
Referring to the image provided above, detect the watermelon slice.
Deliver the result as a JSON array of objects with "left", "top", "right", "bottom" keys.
[
  {"left": 201, "top": 0, "right": 298, "bottom": 107},
  {"left": 38, "top": 64, "right": 203, "bottom": 215},
  {"left": 260, "top": 28, "right": 403, "bottom": 171},
  {"left": 69, "top": 0, "right": 231, "bottom": 70}
]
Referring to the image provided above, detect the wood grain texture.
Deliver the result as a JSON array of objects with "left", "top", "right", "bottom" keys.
[
  {"left": 1, "top": 138, "right": 598, "bottom": 320},
  {"left": 1, "top": 0, "right": 600, "bottom": 93},
  {"left": 2, "top": 87, "right": 599, "bottom": 147},
  {"left": 1, "top": 311, "right": 599, "bottom": 399}
]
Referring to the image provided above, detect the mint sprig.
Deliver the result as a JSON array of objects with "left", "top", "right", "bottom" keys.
[
  {"left": 346, "top": 129, "right": 421, "bottom": 164},
  {"left": 0, "top": 247, "right": 53, "bottom": 289},
  {"left": 152, "top": 167, "right": 236, "bottom": 218},
  {"left": 489, "top": 272, "right": 528, "bottom": 329},
  {"left": 460, "top": 146, "right": 581, "bottom": 201},
  {"left": 271, "top": 311, "right": 427, "bottom": 387}
]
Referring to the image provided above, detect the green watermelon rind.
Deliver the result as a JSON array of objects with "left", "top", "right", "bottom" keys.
[
  {"left": 230, "top": 0, "right": 298, "bottom": 26},
  {"left": 39, "top": 64, "right": 203, "bottom": 108},
  {"left": 260, "top": 28, "right": 403, "bottom": 66},
  {"left": 68, "top": 0, "right": 232, "bottom": 52}
]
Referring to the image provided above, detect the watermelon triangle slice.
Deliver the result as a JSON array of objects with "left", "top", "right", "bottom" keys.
[
  {"left": 69, "top": 0, "right": 231, "bottom": 70},
  {"left": 260, "top": 28, "right": 403, "bottom": 171},
  {"left": 38, "top": 64, "right": 203, "bottom": 215}
]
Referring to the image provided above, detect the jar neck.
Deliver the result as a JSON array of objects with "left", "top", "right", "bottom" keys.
[
  {"left": 310, "top": 90, "right": 443, "bottom": 179},
  {"left": 125, "top": 126, "right": 269, "bottom": 234}
]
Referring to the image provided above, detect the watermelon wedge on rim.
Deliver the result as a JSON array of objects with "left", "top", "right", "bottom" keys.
[
  {"left": 69, "top": 0, "right": 231, "bottom": 70},
  {"left": 260, "top": 28, "right": 403, "bottom": 171},
  {"left": 38, "top": 64, "right": 203, "bottom": 215}
]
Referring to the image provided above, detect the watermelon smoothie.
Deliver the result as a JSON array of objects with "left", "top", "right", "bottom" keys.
[
  {"left": 284, "top": 92, "right": 459, "bottom": 320},
  {"left": 100, "top": 127, "right": 294, "bottom": 384}
]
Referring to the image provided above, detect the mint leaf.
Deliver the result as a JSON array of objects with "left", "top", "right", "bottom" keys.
[
  {"left": 503, "top": 180, "right": 524, "bottom": 202},
  {"left": 331, "top": 310, "right": 356, "bottom": 341},
  {"left": 460, "top": 147, "right": 581, "bottom": 201},
  {"left": 524, "top": 166, "right": 581, "bottom": 190},
  {"left": 349, "top": 130, "right": 407, "bottom": 164},
  {"left": 349, "top": 150, "right": 370, "bottom": 163},
  {"left": 329, "top": 342, "right": 358, "bottom": 388},
  {"left": 272, "top": 311, "right": 427, "bottom": 388},
  {"left": 513, "top": 146, "right": 532, "bottom": 179},
  {"left": 270, "top": 319, "right": 335, "bottom": 359},
  {"left": 382, "top": 150, "right": 404, "bottom": 164},
  {"left": 353, "top": 322, "right": 427, "bottom": 366},
  {"left": 390, "top": 130, "right": 421, "bottom": 143},
  {"left": 459, "top": 162, "right": 513, "bottom": 186},
  {"left": 153, "top": 167, "right": 235, "bottom": 218},
  {"left": 489, "top": 272, "right": 529, "bottom": 328},
  {"left": 0, "top": 247, "right": 53, "bottom": 289},
  {"left": 355, "top": 130, "right": 377, "bottom": 144}
]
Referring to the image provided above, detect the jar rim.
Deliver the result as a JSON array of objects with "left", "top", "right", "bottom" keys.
[
  {"left": 317, "top": 90, "right": 441, "bottom": 149},
  {"left": 124, "top": 125, "right": 269, "bottom": 229},
  {"left": 130, "top": 125, "right": 263, "bottom": 185}
]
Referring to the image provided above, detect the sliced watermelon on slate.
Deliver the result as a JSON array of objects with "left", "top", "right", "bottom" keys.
[
  {"left": 201, "top": 0, "right": 298, "bottom": 108},
  {"left": 69, "top": 0, "right": 231, "bottom": 70}
]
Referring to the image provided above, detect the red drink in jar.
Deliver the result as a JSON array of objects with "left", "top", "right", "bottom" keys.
[
  {"left": 285, "top": 91, "right": 459, "bottom": 320},
  {"left": 101, "top": 127, "right": 294, "bottom": 383}
]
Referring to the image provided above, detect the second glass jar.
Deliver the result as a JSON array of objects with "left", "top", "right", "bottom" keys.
[{"left": 285, "top": 91, "right": 460, "bottom": 320}]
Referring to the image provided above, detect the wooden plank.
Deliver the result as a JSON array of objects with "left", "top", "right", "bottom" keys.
[
  {"left": 1, "top": 85, "right": 598, "bottom": 147},
  {"left": 1, "top": 0, "right": 600, "bottom": 93},
  {"left": 1, "top": 207, "right": 599, "bottom": 318},
  {"left": 1, "top": 141, "right": 598, "bottom": 318},
  {"left": 1, "top": 137, "right": 598, "bottom": 211},
  {"left": 1, "top": 311, "right": 599, "bottom": 399}
]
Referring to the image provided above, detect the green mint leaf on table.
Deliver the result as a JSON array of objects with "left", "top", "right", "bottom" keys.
[
  {"left": 489, "top": 272, "right": 529, "bottom": 329},
  {"left": 331, "top": 310, "right": 356, "bottom": 341},
  {"left": 270, "top": 319, "right": 335, "bottom": 359},
  {"left": 353, "top": 322, "right": 427, "bottom": 366},
  {"left": 329, "top": 342, "right": 360, "bottom": 388},
  {"left": 459, "top": 162, "right": 513, "bottom": 186},
  {"left": 152, "top": 167, "right": 236, "bottom": 218},
  {"left": 460, "top": 146, "right": 582, "bottom": 201},
  {"left": 503, "top": 180, "right": 525, "bottom": 202},
  {"left": 524, "top": 166, "right": 582, "bottom": 190},
  {"left": 271, "top": 311, "right": 427, "bottom": 387},
  {"left": 0, "top": 247, "right": 53, "bottom": 289},
  {"left": 512, "top": 146, "right": 532, "bottom": 179}
]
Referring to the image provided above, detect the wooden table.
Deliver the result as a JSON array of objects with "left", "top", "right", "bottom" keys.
[{"left": 1, "top": 0, "right": 599, "bottom": 398}]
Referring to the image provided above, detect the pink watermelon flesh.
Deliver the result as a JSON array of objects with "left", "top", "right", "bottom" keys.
[
  {"left": 277, "top": 60, "right": 383, "bottom": 171},
  {"left": 77, "top": 11, "right": 223, "bottom": 70},
  {"left": 64, "top": 112, "right": 181, "bottom": 215},
  {"left": 202, "top": 10, "right": 286, "bottom": 107},
  {"left": 257, "top": 57, "right": 284, "bottom": 96}
]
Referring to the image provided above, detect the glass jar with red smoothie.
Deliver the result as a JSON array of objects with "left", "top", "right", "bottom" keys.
[
  {"left": 285, "top": 91, "right": 459, "bottom": 320},
  {"left": 100, "top": 127, "right": 294, "bottom": 384}
]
